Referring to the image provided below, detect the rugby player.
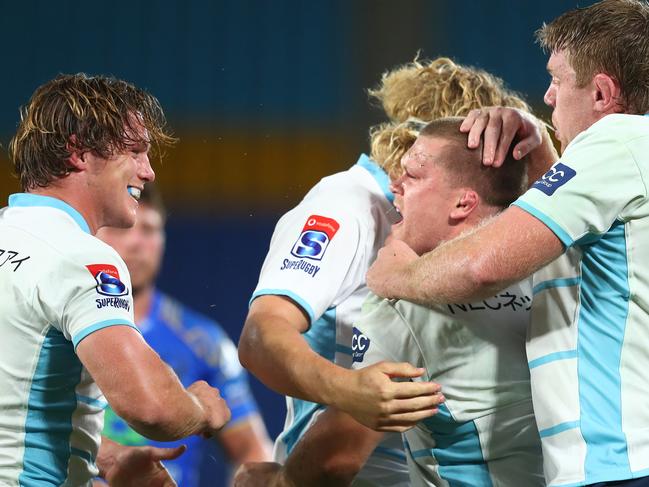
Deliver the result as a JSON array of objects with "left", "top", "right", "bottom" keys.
[
  {"left": 98, "top": 183, "right": 272, "bottom": 486},
  {"left": 368, "top": 1, "right": 649, "bottom": 485},
  {"left": 0, "top": 74, "right": 230, "bottom": 486},
  {"left": 237, "top": 58, "right": 552, "bottom": 486}
]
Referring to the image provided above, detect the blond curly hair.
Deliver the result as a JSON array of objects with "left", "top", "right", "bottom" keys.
[{"left": 368, "top": 57, "right": 532, "bottom": 176}]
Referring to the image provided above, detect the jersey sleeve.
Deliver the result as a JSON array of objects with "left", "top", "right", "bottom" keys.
[
  {"left": 35, "top": 243, "right": 138, "bottom": 349},
  {"left": 251, "top": 204, "right": 361, "bottom": 324},
  {"left": 350, "top": 293, "right": 423, "bottom": 371},
  {"left": 513, "top": 116, "right": 648, "bottom": 247}
]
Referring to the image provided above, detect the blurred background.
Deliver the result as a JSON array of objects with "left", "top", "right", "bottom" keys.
[{"left": 0, "top": 0, "right": 594, "bottom": 483}]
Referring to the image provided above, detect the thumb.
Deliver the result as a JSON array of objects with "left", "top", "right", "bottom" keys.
[
  {"left": 149, "top": 445, "right": 187, "bottom": 461},
  {"left": 379, "top": 361, "right": 425, "bottom": 379}
]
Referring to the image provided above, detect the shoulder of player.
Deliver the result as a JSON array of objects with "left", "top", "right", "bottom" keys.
[{"left": 570, "top": 113, "right": 649, "bottom": 152}]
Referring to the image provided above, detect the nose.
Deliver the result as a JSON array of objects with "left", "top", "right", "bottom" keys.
[
  {"left": 389, "top": 174, "right": 404, "bottom": 195},
  {"left": 138, "top": 153, "right": 155, "bottom": 182},
  {"left": 543, "top": 84, "right": 555, "bottom": 107}
]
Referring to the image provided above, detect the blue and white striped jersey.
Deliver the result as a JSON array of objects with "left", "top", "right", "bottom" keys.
[
  {"left": 0, "top": 194, "right": 138, "bottom": 486},
  {"left": 351, "top": 284, "right": 544, "bottom": 487},
  {"left": 514, "top": 113, "right": 649, "bottom": 486}
]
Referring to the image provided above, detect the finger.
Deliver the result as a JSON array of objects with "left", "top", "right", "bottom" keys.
[
  {"left": 482, "top": 114, "right": 504, "bottom": 165},
  {"left": 378, "top": 361, "right": 426, "bottom": 380},
  {"left": 512, "top": 136, "right": 536, "bottom": 160},
  {"left": 148, "top": 445, "right": 187, "bottom": 461},
  {"left": 491, "top": 116, "right": 518, "bottom": 167},
  {"left": 459, "top": 110, "right": 480, "bottom": 133},
  {"left": 380, "top": 407, "right": 441, "bottom": 426},
  {"left": 383, "top": 393, "right": 446, "bottom": 414},
  {"left": 373, "top": 408, "right": 441, "bottom": 432},
  {"left": 390, "top": 381, "right": 443, "bottom": 400},
  {"left": 466, "top": 112, "right": 490, "bottom": 149}
]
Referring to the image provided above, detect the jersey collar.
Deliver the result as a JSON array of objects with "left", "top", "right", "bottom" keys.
[
  {"left": 8, "top": 193, "right": 91, "bottom": 234},
  {"left": 355, "top": 154, "right": 394, "bottom": 204}
]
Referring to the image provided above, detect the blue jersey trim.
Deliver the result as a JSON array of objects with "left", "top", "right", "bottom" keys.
[
  {"left": 282, "top": 400, "right": 325, "bottom": 455},
  {"left": 303, "top": 308, "right": 336, "bottom": 362},
  {"left": 73, "top": 319, "right": 139, "bottom": 349},
  {"left": 533, "top": 277, "right": 581, "bottom": 295},
  {"left": 250, "top": 289, "right": 316, "bottom": 324},
  {"left": 528, "top": 350, "right": 578, "bottom": 369},
  {"left": 9, "top": 193, "right": 91, "bottom": 234},
  {"left": 76, "top": 394, "right": 109, "bottom": 410},
  {"left": 513, "top": 200, "right": 573, "bottom": 247},
  {"left": 539, "top": 420, "right": 580, "bottom": 438},
  {"left": 19, "top": 328, "right": 83, "bottom": 486},
  {"left": 418, "top": 404, "right": 493, "bottom": 486},
  {"left": 356, "top": 154, "right": 394, "bottom": 204},
  {"left": 577, "top": 220, "right": 631, "bottom": 481},
  {"left": 335, "top": 344, "right": 352, "bottom": 356}
]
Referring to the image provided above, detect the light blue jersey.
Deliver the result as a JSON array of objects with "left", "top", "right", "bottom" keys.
[
  {"left": 352, "top": 284, "right": 543, "bottom": 487},
  {"left": 251, "top": 155, "right": 409, "bottom": 486},
  {"left": 0, "top": 194, "right": 138, "bottom": 486},
  {"left": 514, "top": 114, "right": 649, "bottom": 486}
]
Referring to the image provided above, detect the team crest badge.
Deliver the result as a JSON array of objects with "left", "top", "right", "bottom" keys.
[
  {"left": 86, "top": 264, "right": 129, "bottom": 297},
  {"left": 290, "top": 215, "right": 340, "bottom": 261}
]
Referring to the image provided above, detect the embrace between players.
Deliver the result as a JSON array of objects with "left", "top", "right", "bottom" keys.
[{"left": 1, "top": 1, "right": 649, "bottom": 486}]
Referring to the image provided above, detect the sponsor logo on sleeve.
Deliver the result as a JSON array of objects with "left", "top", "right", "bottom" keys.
[
  {"left": 352, "top": 326, "right": 370, "bottom": 363},
  {"left": 290, "top": 215, "right": 340, "bottom": 261},
  {"left": 532, "top": 162, "right": 577, "bottom": 196},
  {"left": 86, "top": 264, "right": 129, "bottom": 297}
]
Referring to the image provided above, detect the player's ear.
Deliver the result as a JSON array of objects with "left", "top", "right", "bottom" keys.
[
  {"left": 450, "top": 189, "right": 479, "bottom": 221},
  {"left": 592, "top": 73, "right": 624, "bottom": 114},
  {"left": 66, "top": 135, "right": 88, "bottom": 171}
]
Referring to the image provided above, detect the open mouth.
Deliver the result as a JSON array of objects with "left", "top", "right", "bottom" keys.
[
  {"left": 127, "top": 186, "right": 142, "bottom": 201},
  {"left": 387, "top": 204, "right": 403, "bottom": 225}
]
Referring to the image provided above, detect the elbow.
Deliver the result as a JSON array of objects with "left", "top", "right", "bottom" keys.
[{"left": 238, "top": 319, "right": 261, "bottom": 373}]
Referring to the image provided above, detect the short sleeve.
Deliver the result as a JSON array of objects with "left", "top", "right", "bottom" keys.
[
  {"left": 350, "top": 293, "right": 423, "bottom": 371},
  {"left": 252, "top": 205, "right": 361, "bottom": 324},
  {"left": 35, "top": 246, "right": 137, "bottom": 349},
  {"left": 513, "top": 116, "right": 648, "bottom": 247}
]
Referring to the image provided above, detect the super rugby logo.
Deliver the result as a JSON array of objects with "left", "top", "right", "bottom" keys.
[
  {"left": 86, "top": 264, "right": 129, "bottom": 297},
  {"left": 352, "top": 327, "right": 370, "bottom": 363},
  {"left": 533, "top": 162, "right": 576, "bottom": 196},
  {"left": 290, "top": 215, "right": 340, "bottom": 261}
]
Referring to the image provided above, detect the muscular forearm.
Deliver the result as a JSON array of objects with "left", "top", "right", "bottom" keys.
[
  {"left": 78, "top": 328, "right": 214, "bottom": 442},
  {"left": 240, "top": 311, "right": 352, "bottom": 407},
  {"left": 119, "top": 364, "right": 208, "bottom": 441},
  {"left": 385, "top": 208, "right": 564, "bottom": 307},
  {"left": 281, "top": 409, "right": 383, "bottom": 487}
]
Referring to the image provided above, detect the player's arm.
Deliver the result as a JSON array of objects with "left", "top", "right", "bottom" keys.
[
  {"left": 77, "top": 326, "right": 231, "bottom": 441},
  {"left": 234, "top": 408, "right": 383, "bottom": 487},
  {"left": 96, "top": 436, "right": 185, "bottom": 486},
  {"left": 240, "top": 295, "right": 443, "bottom": 431},
  {"left": 460, "top": 106, "right": 559, "bottom": 180},
  {"left": 367, "top": 206, "right": 563, "bottom": 305},
  {"left": 218, "top": 414, "right": 273, "bottom": 465}
]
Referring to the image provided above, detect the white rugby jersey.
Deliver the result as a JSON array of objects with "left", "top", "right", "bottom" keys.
[
  {"left": 251, "top": 155, "right": 409, "bottom": 485},
  {"left": 0, "top": 194, "right": 138, "bottom": 486},
  {"left": 513, "top": 114, "right": 649, "bottom": 486},
  {"left": 351, "top": 282, "right": 543, "bottom": 487}
]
